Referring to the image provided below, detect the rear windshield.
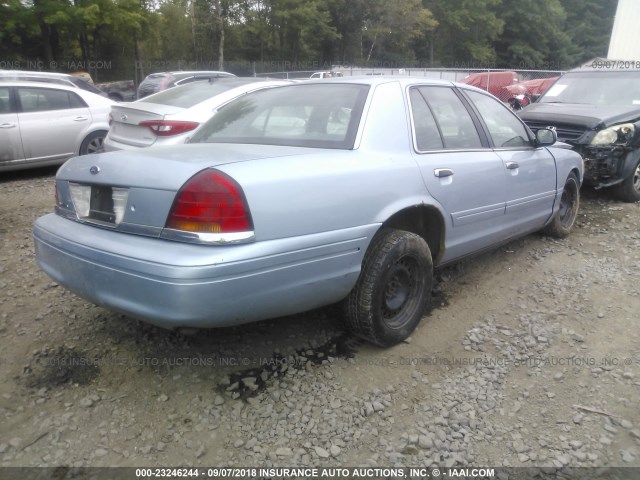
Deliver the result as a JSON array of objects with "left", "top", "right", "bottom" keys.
[
  {"left": 70, "top": 78, "right": 105, "bottom": 95},
  {"left": 540, "top": 71, "right": 640, "bottom": 106},
  {"left": 189, "top": 83, "right": 369, "bottom": 150},
  {"left": 142, "top": 79, "right": 265, "bottom": 108}
]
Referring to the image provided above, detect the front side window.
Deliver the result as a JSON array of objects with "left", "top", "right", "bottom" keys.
[
  {"left": 465, "top": 90, "right": 531, "bottom": 148},
  {"left": 18, "top": 88, "right": 87, "bottom": 112},
  {"left": 411, "top": 86, "right": 482, "bottom": 150},
  {"left": 190, "top": 83, "right": 369, "bottom": 149}
]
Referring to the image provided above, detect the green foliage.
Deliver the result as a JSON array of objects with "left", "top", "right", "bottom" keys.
[
  {"left": 0, "top": 0, "right": 618, "bottom": 79},
  {"left": 425, "top": 0, "right": 504, "bottom": 67},
  {"left": 560, "top": 0, "right": 617, "bottom": 64},
  {"left": 493, "top": 0, "right": 573, "bottom": 69}
]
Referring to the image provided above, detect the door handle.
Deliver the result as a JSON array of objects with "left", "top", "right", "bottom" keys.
[
  {"left": 506, "top": 162, "right": 519, "bottom": 170},
  {"left": 74, "top": 116, "right": 89, "bottom": 122},
  {"left": 434, "top": 168, "right": 454, "bottom": 178},
  {"left": 0, "top": 123, "right": 17, "bottom": 129}
]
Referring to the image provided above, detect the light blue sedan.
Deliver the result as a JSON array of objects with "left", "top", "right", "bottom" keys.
[{"left": 33, "top": 77, "right": 583, "bottom": 347}]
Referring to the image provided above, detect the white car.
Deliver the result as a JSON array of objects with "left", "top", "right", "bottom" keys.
[
  {"left": 0, "top": 81, "right": 114, "bottom": 172},
  {"left": 104, "top": 78, "right": 290, "bottom": 151}
]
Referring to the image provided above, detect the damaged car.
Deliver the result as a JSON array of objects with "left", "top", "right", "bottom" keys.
[
  {"left": 33, "top": 78, "right": 583, "bottom": 347},
  {"left": 519, "top": 67, "right": 640, "bottom": 202}
]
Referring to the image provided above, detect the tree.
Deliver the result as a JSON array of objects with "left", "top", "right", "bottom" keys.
[
  {"left": 0, "top": 0, "right": 38, "bottom": 62},
  {"left": 325, "top": 0, "right": 367, "bottom": 64},
  {"left": 268, "top": 0, "right": 339, "bottom": 63},
  {"left": 560, "top": 0, "right": 616, "bottom": 65},
  {"left": 361, "top": 0, "right": 437, "bottom": 65},
  {"left": 493, "top": 0, "right": 573, "bottom": 69},
  {"left": 424, "top": 0, "right": 504, "bottom": 67}
]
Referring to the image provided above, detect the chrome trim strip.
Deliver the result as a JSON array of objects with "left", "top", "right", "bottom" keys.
[
  {"left": 159, "top": 228, "right": 256, "bottom": 245},
  {"left": 54, "top": 205, "right": 77, "bottom": 221}
]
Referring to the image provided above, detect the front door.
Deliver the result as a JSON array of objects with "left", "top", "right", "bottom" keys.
[
  {"left": 409, "top": 85, "right": 508, "bottom": 263},
  {"left": 464, "top": 89, "right": 557, "bottom": 234}
]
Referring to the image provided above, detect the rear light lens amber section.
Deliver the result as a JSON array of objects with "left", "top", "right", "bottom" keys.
[{"left": 166, "top": 170, "right": 253, "bottom": 234}]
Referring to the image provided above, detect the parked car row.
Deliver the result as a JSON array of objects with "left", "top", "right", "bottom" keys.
[
  {"left": 33, "top": 77, "right": 583, "bottom": 347},
  {"left": 2, "top": 65, "right": 633, "bottom": 347},
  {"left": 0, "top": 70, "right": 241, "bottom": 171}
]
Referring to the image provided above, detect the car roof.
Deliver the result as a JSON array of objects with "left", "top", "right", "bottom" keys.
[
  {"left": 302, "top": 76, "right": 457, "bottom": 87},
  {"left": 0, "top": 70, "right": 77, "bottom": 79},
  {"left": 0, "top": 80, "right": 81, "bottom": 91},
  {"left": 0, "top": 80, "right": 115, "bottom": 105},
  {"left": 167, "top": 71, "right": 234, "bottom": 75},
  {"left": 144, "top": 71, "right": 235, "bottom": 78},
  {"left": 566, "top": 67, "right": 640, "bottom": 73}
]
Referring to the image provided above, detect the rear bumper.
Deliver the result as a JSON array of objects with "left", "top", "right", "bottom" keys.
[
  {"left": 103, "top": 134, "right": 187, "bottom": 152},
  {"left": 34, "top": 214, "right": 374, "bottom": 329}
]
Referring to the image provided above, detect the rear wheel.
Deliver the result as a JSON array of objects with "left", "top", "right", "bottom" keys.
[
  {"left": 614, "top": 157, "right": 640, "bottom": 203},
  {"left": 544, "top": 172, "right": 580, "bottom": 238},
  {"left": 80, "top": 131, "right": 106, "bottom": 155},
  {"left": 343, "top": 228, "right": 433, "bottom": 347}
]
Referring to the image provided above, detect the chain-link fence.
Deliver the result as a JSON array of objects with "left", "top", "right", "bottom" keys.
[{"left": 257, "top": 68, "right": 563, "bottom": 103}]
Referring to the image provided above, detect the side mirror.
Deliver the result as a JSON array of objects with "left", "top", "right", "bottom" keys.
[{"left": 535, "top": 127, "right": 557, "bottom": 146}]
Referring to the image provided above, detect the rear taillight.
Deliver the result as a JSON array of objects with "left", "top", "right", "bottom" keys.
[
  {"left": 139, "top": 120, "right": 199, "bottom": 137},
  {"left": 166, "top": 169, "right": 253, "bottom": 234}
]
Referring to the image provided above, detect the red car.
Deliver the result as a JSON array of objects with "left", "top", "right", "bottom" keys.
[{"left": 459, "top": 71, "right": 520, "bottom": 102}]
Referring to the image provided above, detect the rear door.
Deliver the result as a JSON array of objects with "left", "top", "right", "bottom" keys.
[
  {"left": 463, "top": 89, "right": 556, "bottom": 233},
  {"left": 0, "top": 86, "right": 25, "bottom": 164},
  {"left": 16, "top": 86, "right": 91, "bottom": 161},
  {"left": 409, "top": 85, "right": 508, "bottom": 263}
]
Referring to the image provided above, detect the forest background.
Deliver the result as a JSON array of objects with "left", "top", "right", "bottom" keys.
[{"left": 0, "top": 0, "right": 618, "bottom": 82}]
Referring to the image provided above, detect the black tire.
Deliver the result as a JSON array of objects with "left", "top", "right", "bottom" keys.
[
  {"left": 343, "top": 228, "right": 433, "bottom": 347},
  {"left": 79, "top": 131, "right": 106, "bottom": 155},
  {"left": 544, "top": 172, "right": 580, "bottom": 238},
  {"left": 614, "top": 158, "right": 640, "bottom": 203}
]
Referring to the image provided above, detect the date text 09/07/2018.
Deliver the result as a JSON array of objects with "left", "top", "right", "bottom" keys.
[{"left": 135, "top": 467, "right": 496, "bottom": 478}]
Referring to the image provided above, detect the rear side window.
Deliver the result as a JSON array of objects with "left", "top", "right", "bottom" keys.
[
  {"left": 18, "top": 87, "right": 88, "bottom": 112},
  {"left": 409, "top": 88, "right": 443, "bottom": 150},
  {"left": 0, "top": 87, "right": 11, "bottom": 114},
  {"left": 410, "top": 86, "right": 482, "bottom": 150},
  {"left": 71, "top": 78, "right": 106, "bottom": 96}
]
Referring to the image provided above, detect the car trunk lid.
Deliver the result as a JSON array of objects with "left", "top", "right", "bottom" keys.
[
  {"left": 55, "top": 144, "right": 314, "bottom": 231},
  {"left": 108, "top": 103, "right": 185, "bottom": 147}
]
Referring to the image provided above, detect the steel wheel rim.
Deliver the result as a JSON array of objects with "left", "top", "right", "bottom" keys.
[
  {"left": 381, "top": 256, "right": 421, "bottom": 329},
  {"left": 633, "top": 163, "right": 640, "bottom": 193},
  {"left": 559, "top": 181, "right": 577, "bottom": 228}
]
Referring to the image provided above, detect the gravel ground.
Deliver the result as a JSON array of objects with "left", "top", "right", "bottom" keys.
[{"left": 0, "top": 167, "right": 639, "bottom": 478}]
